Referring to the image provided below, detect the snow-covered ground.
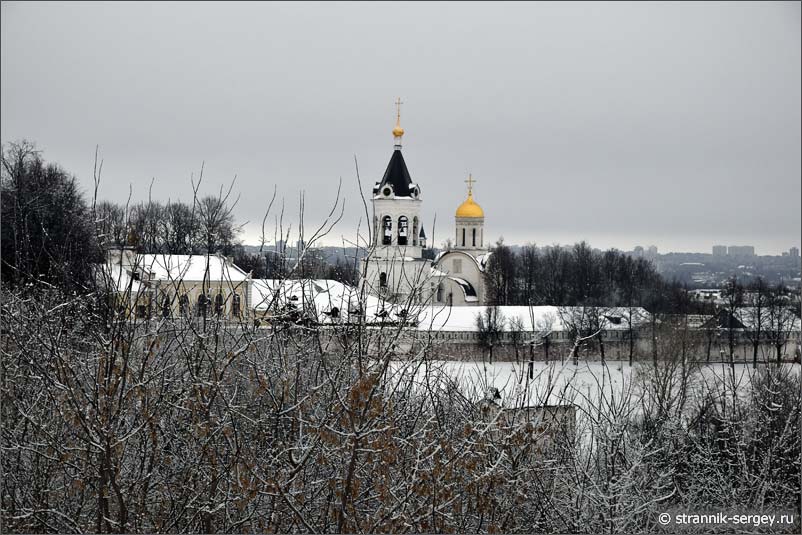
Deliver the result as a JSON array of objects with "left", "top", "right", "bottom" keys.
[{"left": 386, "top": 359, "right": 801, "bottom": 411}]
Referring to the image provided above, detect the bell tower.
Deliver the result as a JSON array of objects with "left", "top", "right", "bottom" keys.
[
  {"left": 454, "top": 173, "right": 485, "bottom": 255},
  {"left": 361, "top": 99, "right": 432, "bottom": 303}
]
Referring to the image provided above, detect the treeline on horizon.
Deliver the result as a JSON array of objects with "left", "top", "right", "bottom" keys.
[{"left": 481, "top": 239, "right": 702, "bottom": 314}]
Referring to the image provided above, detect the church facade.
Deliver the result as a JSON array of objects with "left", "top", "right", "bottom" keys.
[
  {"left": 360, "top": 101, "right": 490, "bottom": 306},
  {"left": 431, "top": 175, "right": 490, "bottom": 306}
]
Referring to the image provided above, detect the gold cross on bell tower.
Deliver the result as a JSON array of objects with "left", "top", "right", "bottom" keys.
[
  {"left": 465, "top": 173, "right": 476, "bottom": 196},
  {"left": 392, "top": 97, "right": 405, "bottom": 143},
  {"left": 395, "top": 97, "right": 403, "bottom": 125}
]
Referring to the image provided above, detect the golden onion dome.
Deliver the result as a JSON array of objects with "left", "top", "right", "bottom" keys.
[
  {"left": 392, "top": 125, "right": 405, "bottom": 137},
  {"left": 456, "top": 193, "right": 484, "bottom": 218}
]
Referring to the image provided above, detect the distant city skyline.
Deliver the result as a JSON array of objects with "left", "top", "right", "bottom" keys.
[
  {"left": 246, "top": 233, "right": 798, "bottom": 258},
  {"left": 2, "top": 2, "right": 799, "bottom": 256}
]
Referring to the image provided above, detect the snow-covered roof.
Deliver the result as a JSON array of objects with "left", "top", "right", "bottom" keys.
[
  {"left": 135, "top": 254, "right": 249, "bottom": 283},
  {"left": 246, "top": 277, "right": 651, "bottom": 333},
  {"left": 100, "top": 263, "right": 142, "bottom": 293},
  {"left": 448, "top": 276, "right": 478, "bottom": 301},
  {"left": 99, "top": 253, "right": 249, "bottom": 292},
  {"left": 734, "top": 307, "right": 802, "bottom": 332},
  {"left": 662, "top": 314, "right": 713, "bottom": 329},
  {"left": 251, "top": 279, "right": 385, "bottom": 323},
  {"left": 433, "top": 249, "right": 488, "bottom": 274},
  {"left": 408, "top": 305, "right": 651, "bottom": 333}
]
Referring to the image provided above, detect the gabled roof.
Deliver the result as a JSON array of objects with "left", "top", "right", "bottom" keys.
[
  {"left": 704, "top": 309, "right": 747, "bottom": 330},
  {"left": 137, "top": 254, "right": 249, "bottom": 283},
  {"left": 375, "top": 149, "right": 417, "bottom": 197},
  {"left": 99, "top": 253, "right": 249, "bottom": 292}
]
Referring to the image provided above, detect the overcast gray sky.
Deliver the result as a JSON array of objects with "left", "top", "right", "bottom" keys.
[{"left": 2, "top": 1, "right": 800, "bottom": 254}]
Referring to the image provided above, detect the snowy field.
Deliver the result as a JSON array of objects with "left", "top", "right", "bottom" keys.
[{"left": 385, "top": 359, "right": 802, "bottom": 410}]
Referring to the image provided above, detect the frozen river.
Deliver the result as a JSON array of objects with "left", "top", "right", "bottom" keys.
[{"left": 386, "top": 359, "right": 801, "bottom": 409}]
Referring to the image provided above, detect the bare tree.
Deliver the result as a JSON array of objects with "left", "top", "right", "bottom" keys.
[
  {"left": 508, "top": 315, "right": 525, "bottom": 363},
  {"left": 558, "top": 306, "right": 610, "bottom": 365},
  {"left": 484, "top": 238, "right": 516, "bottom": 306},
  {"left": 743, "top": 277, "right": 771, "bottom": 368},
  {"left": 2, "top": 147, "right": 800, "bottom": 535},
  {"left": 720, "top": 276, "right": 745, "bottom": 370},
  {"left": 765, "top": 284, "right": 798, "bottom": 365},
  {"left": 475, "top": 306, "right": 505, "bottom": 364},
  {"left": 1, "top": 140, "right": 98, "bottom": 290}
]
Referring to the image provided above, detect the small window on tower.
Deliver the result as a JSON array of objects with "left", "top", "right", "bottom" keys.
[
  {"left": 398, "top": 216, "right": 408, "bottom": 246},
  {"left": 382, "top": 216, "right": 392, "bottom": 245},
  {"left": 472, "top": 228, "right": 476, "bottom": 247}
]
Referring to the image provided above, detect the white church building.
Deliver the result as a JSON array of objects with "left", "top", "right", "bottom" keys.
[
  {"left": 431, "top": 174, "right": 491, "bottom": 306},
  {"left": 360, "top": 101, "right": 490, "bottom": 306}
]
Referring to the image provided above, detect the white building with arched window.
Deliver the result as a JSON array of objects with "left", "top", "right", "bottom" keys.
[
  {"left": 360, "top": 103, "right": 490, "bottom": 306},
  {"left": 361, "top": 104, "right": 433, "bottom": 304},
  {"left": 100, "top": 249, "right": 252, "bottom": 320},
  {"left": 430, "top": 175, "right": 490, "bottom": 306}
]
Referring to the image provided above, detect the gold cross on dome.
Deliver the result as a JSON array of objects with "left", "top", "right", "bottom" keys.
[
  {"left": 465, "top": 173, "right": 476, "bottom": 195},
  {"left": 395, "top": 97, "right": 403, "bottom": 123}
]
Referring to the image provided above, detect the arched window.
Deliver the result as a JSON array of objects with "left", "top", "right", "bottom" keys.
[
  {"left": 179, "top": 294, "right": 189, "bottom": 317},
  {"left": 382, "top": 216, "right": 392, "bottom": 245},
  {"left": 461, "top": 228, "right": 466, "bottom": 247},
  {"left": 198, "top": 293, "right": 209, "bottom": 317},
  {"left": 215, "top": 292, "right": 224, "bottom": 315},
  {"left": 136, "top": 293, "right": 152, "bottom": 319},
  {"left": 379, "top": 272, "right": 387, "bottom": 288},
  {"left": 412, "top": 216, "right": 419, "bottom": 246},
  {"left": 472, "top": 228, "right": 476, "bottom": 247},
  {"left": 161, "top": 292, "right": 171, "bottom": 318},
  {"left": 232, "top": 293, "right": 241, "bottom": 317},
  {"left": 436, "top": 283, "right": 444, "bottom": 303},
  {"left": 398, "top": 216, "right": 409, "bottom": 246}
]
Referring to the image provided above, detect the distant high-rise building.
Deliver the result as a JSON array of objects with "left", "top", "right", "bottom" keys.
[
  {"left": 712, "top": 245, "right": 727, "bottom": 256},
  {"left": 728, "top": 245, "right": 755, "bottom": 257},
  {"left": 646, "top": 245, "right": 658, "bottom": 258},
  {"left": 633, "top": 245, "right": 644, "bottom": 257},
  {"left": 790, "top": 246, "right": 800, "bottom": 258}
]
